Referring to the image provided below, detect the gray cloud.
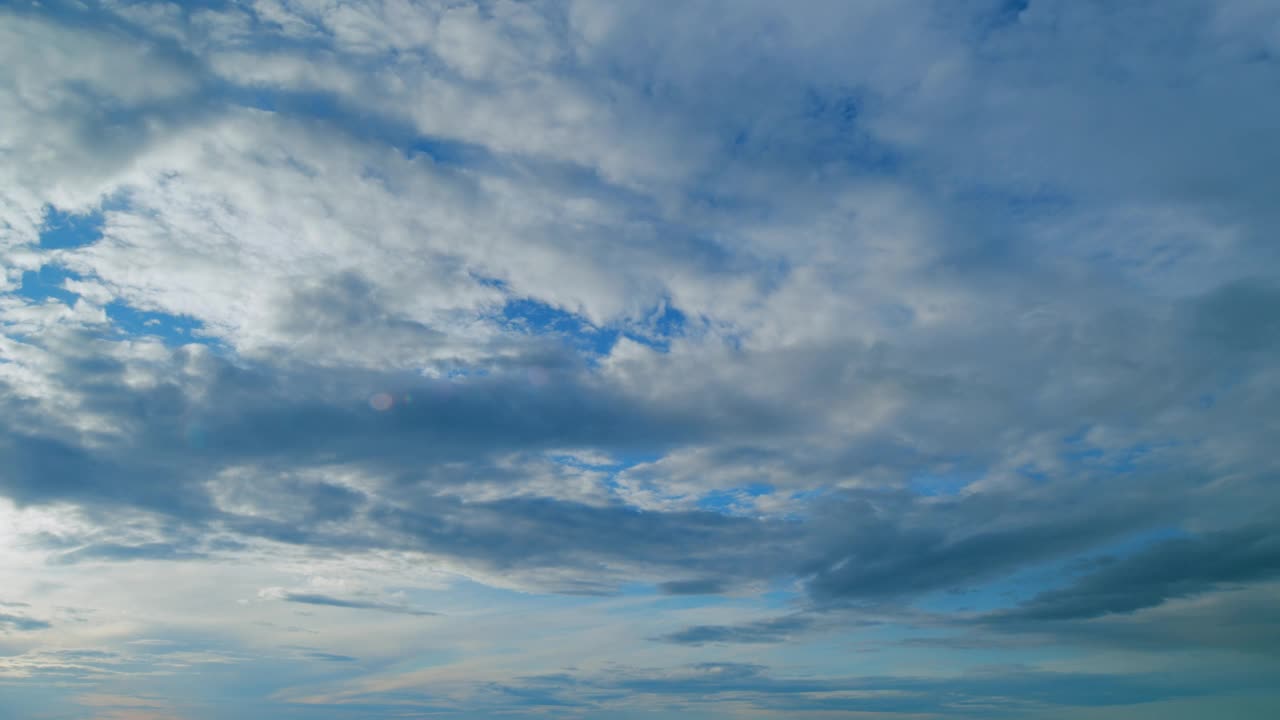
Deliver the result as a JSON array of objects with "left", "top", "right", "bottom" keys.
[
  {"left": 988, "top": 526, "right": 1280, "bottom": 622},
  {"left": 654, "top": 615, "right": 817, "bottom": 646},
  {"left": 276, "top": 592, "right": 437, "bottom": 617},
  {"left": 303, "top": 651, "right": 359, "bottom": 663},
  {"left": 656, "top": 579, "right": 731, "bottom": 595},
  {"left": 0, "top": 611, "right": 51, "bottom": 632}
]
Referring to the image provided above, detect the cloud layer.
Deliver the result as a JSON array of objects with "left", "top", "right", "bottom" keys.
[{"left": 2, "top": 1, "right": 1278, "bottom": 718}]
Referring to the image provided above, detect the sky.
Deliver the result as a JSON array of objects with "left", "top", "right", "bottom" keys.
[{"left": 1, "top": 0, "right": 1279, "bottom": 718}]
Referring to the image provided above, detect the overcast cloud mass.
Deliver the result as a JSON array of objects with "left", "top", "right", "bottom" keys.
[{"left": 2, "top": 1, "right": 1279, "bottom": 718}]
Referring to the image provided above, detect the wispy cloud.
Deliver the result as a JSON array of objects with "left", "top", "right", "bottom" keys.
[{"left": 260, "top": 589, "right": 437, "bottom": 617}]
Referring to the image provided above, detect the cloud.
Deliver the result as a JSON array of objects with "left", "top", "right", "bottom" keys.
[
  {"left": 301, "top": 651, "right": 358, "bottom": 663},
  {"left": 654, "top": 614, "right": 816, "bottom": 646},
  {"left": 301, "top": 659, "right": 1273, "bottom": 718},
  {"left": 987, "top": 526, "right": 1280, "bottom": 622},
  {"left": 0, "top": 611, "right": 50, "bottom": 632},
  {"left": 1, "top": 1, "right": 1279, "bottom": 718},
  {"left": 656, "top": 578, "right": 731, "bottom": 595},
  {"left": 260, "top": 588, "right": 436, "bottom": 617},
  {"left": 50, "top": 542, "right": 208, "bottom": 565}
]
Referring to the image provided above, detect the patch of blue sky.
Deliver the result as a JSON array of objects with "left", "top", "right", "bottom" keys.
[
  {"left": 104, "top": 301, "right": 219, "bottom": 348},
  {"left": 680, "top": 178, "right": 760, "bottom": 210},
  {"left": 1017, "top": 463, "right": 1051, "bottom": 483},
  {"left": 0, "top": 686, "right": 80, "bottom": 720},
  {"left": 802, "top": 88, "right": 902, "bottom": 175},
  {"left": 469, "top": 273, "right": 507, "bottom": 290},
  {"left": 1083, "top": 525, "right": 1192, "bottom": 557},
  {"left": 475, "top": 265, "right": 692, "bottom": 359},
  {"left": 1098, "top": 441, "right": 1170, "bottom": 473},
  {"left": 224, "top": 81, "right": 493, "bottom": 174},
  {"left": 909, "top": 470, "right": 983, "bottom": 497},
  {"left": 346, "top": 644, "right": 459, "bottom": 678},
  {"left": 757, "top": 583, "right": 807, "bottom": 610},
  {"left": 500, "top": 297, "right": 618, "bottom": 356},
  {"left": 548, "top": 451, "right": 641, "bottom": 503},
  {"left": 696, "top": 483, "right": 776, "bottom": 515},
  {"left": 405, "top": 135, "right": 494, "bottom": 168},
  {"left": 602, "top": 581, "right": 651, "bottom": 598},
  {"left": 445, "top": 366, "right": 490, "bottom": 379},
  {"left": 499, "top": 295, "right": 688, "bottom": 359},
  {"left": 644, "top": 592, "right": 742, "bottom": 612},
  {"left": 802, "top": 87, "right": 860, "bottom": 129},
  {"left": 546, "top": 452, "right": 648, "bottom": 472},
  {"left": 907, "top": 456, "right": 987, "bottom": 497},
  {"left": 109, "top": 658, "right": 352, "bottom": 720},
  {"left": 777, "top": 488, "right": 829, "bottom": 517},
  {"left": 1061, "top": 438, "right": 1182, "bottom": 475},
  {"left": 877, "top": 630, "right": 1073, "bottom": 678},
  {"left": 747, "top": 624, "right": 947, "bottom": 680},
  {"left": 617, "top": 302, "right": 687, "bottom": 352},
  {"left": 644, "top": 302, "right": 686, "bottom": 339},
  {"left": 944, "top": 185, "right": 1075, "bottom": 252},
  {"left": 38, "top": 206, "right": 104, "bottom": 249},
  {"left": 547, "top": 454, "right": 608, "bottom": 471},
  {"left": 16, "top": 265, "right": 81, "bottom": 305},
  {"left": 719, "top": 85, "right": 900, "bottom": 177},
  {"left": 984, "top": 0, "right": 1032, "bottom": 32}
]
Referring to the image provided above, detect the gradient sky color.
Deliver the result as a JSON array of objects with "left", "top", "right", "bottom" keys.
[{"left": 2, "top": 1, "right": 1279, "bottom": 719}]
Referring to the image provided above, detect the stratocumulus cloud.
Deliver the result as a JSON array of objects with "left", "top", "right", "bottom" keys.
[{"left": 1, "top": 1, "right": 1278, "bottom": 718}]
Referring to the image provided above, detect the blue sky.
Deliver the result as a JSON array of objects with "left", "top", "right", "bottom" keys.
[{"left": 1, "top": 1, "right": 1279, "bottom": 718}]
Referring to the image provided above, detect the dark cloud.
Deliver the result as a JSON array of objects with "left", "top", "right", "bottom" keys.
[
  {"left": 987, "top": 526, "right": 1280, "bottom": 622},
  {"left": 1, "top": 325, "right": 1262, "bottom": 618},
  {"left": 0, "top": 612, "right": 51, "bottom": 632},
  {"left": 1046, "top": 582, "right": 1280, "bottom": 658},
  {"left": 1190, "top": 280, "right": 1280, "bottom": 355},
  {"left": 0, "top": 431, "right": 208, "bottom": 514},
  {"left": 654, "top": 614, "right": 816, "bottom": 645},
  {"left": 303, "top": 651, "right": 359, "bottom": 663},
  {"left": 0, "top": 326, "right": 1243, "bottom": 605},
  {"left": 277, "top": 592, "right": 437, "bottom": 617},
  {"left": 801, "top": 486, "right": 1181, "bottom": 606},
  {"left": 656, "top": 578, "right": 730, "bottom": 595},
  {"left": 369, "top": 496, "right": 795, "bottom": 582},
  {"left": 0, "top": 329, "right": 730, "bottom": 481}
]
